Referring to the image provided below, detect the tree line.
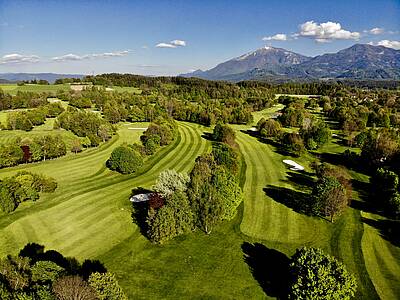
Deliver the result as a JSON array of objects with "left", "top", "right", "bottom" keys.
[{"left": 0, "top": 171, "right": 57, "bottom": 213}]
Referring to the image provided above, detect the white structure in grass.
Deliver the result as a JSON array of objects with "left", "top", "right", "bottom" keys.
[
  {"left": 130, "top": 193, "right": 153, "bottom": 203},
  {"left": 283, "top": 160, "right": 305, "bottom": 171}
]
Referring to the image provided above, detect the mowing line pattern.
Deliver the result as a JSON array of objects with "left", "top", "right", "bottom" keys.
[{"left": 0, "top": 122, "right": 210, "bottom": 259}]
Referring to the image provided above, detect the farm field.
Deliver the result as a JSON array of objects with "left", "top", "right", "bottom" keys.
[
  {"left": 0, "top": 83, "right": 142, "bottom": 95},
  {"left": 0, "top": 83, "right": 71, "bottom": 95},
  {"left": 0, "top": 105, "right": 398, "bottom": 298}
]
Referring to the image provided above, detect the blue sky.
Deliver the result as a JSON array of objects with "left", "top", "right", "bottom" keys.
[{"left": 0, "top": 0, "right": 399, "bottom": 75}]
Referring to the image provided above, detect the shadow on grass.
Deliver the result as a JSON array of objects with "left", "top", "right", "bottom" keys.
[
  {"left": 350, "top": 180, "right": 390, "bottom": 217},
  {"left": 318, "top": 152, "right": 368, "bottom": 174},
  {"left": 130, "top": 187, "right": 152, "bottom": 237},
  {"left": 201, "top": 132, "right": 214, "bottom": 141},
  {"left": 285, "top": 171, "right": 314, "bottom": 191},
  {"left": 242, "top": 242, "right": 289, "bottom": 298},
  {"left": 264, "top": 185, "right": 311, "bottom": 215},
  {"left": 19, "top": 242, "right": 107, "bottom": 278},
  {"left": 240, "top": 129, "right": 296, "bottom": 157},
  {"left": 362, "top": 217, "right": 400, "bottom": 247}
]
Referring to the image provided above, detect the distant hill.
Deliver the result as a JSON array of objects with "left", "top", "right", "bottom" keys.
[
  {"left": 181, "top": 44, "right": 400, "bottom": 81},
  {"left": 0, "top": 73, "right": 86, "bottom": 83}
]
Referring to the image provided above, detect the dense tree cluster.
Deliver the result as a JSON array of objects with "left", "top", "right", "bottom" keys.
[
  {"left": 359, "top": 128, "right": 399, "bottom": 167},
  {"left": 299, "top": 119, "right": 331, "bottom": 150},
  {"left": 2, "top": 102, "right": 64, "bottom": 132},
  {"left": 54, "top": 78, "right": 82, "bottom": 84},
  {"left": 0, "top": 90, "right": 48, "bottom": 111},
  {"left": 279, "top": 99, "right": 308, "bottom": 128},
  {"left": 55, "top": 107, "right": 114, "bottom": 146},
  {"left": 143, "top": 128, "right": 244, "bottom": 243},
  {"left": 0, "top": 243, "right": 126, "bottom": 299},
  {"left": 280, "top": 133, "right": 306, "bottom": 157},
  {"left": 187, "top": 153, "right": 244, "bottom": 233},
  {"left": 310, "top": 164, "right": 352, "bottom": 222},
  {"left": 0, "top": 135, "right": 67, "bottom": 169},
  {"left": 82, "top": 74, "right": 274, "bottom": 126},
  {"left": 212, "top": 123, "right": 237, "bottom": 147},
  {"left": 257, "top": 118, "right": 282, "bottom": 139},
  {"left": 288, "top": 247, "right": 357, "bottom": 299},
  {"left": 370, "top": 168, "right": 400, "bottom": 218},
  {"left": 0, "top": 171, "right": 57, "bottom": 213},
  {"left": 138, "top": 117, "right": 178, "bottom": 155}
]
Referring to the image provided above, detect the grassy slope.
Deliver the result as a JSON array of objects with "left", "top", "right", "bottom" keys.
[
  {"left": 362, "top": 212, "right": 400, "bottom": 299},
  {"left": 0, "top": 104, "right": 398, "bottom": 298},
  {"left": 0, "top": 125, "right": 79, "bottom": 149},
  {"left": 233, "top": 106, "right": 399, "bottom": 299}
]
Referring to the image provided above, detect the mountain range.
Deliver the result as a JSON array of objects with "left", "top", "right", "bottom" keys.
[
  {"left": 180, "top": 44, "right": 400, "bottom": 81},
  {"left": 0, "top": 73, "right": 85, "bottom": 83}
]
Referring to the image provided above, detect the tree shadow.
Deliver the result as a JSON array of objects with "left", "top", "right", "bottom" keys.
[
  {"left": 285, "top": 171, "right": 314, "bottom": 191},
  {"left": 242, "top": 242, "right": 289, "bottom": 299},
  {"left": 80, "top": 259, "right": 107, "bottom": 279},
  {"left": 362, "top": 217, "right": 400, "bottom": 247},
  {"left": 201, "top": 132, "right": 214, "bottom": 141},
  {"left": 18, "top": 242, "right": 107, "bottom": 276},
  {"left": 264, "top": 185, "right": 311, "bottom": 215},
  {"left": 349, "top": 179, "right": 382, "bottom": 215},
  {"left": 318, "top": 152, "right": 368, "bottom": 174},
  {"left": 130, "top": 187, "right": 152, "bottom": 236},
  {"left": 240, "top": 129, "right": 295, "bottom": 157}
]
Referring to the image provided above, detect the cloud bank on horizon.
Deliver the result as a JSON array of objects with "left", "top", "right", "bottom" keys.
[{"left": 0, "top": 50, "right": 131, "bottom": 65}]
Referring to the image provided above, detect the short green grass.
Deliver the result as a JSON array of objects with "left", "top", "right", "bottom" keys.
[
  {"left": 0, "top": 103, "right": 398, "bottom": 298},
  {"left": 104, "top": 86, "right": 142, "bottom": 94},
  {"left": 0, "top": 126, "right": 79, "bottom": 149}
]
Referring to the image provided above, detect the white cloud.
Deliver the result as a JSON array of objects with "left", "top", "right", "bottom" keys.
[
  {"left": 52, "top": 50, "right": 130, "bottom": 62},
  {"left": 369, "top": 40, "right": 400, "bottom": 50},
  {"left": 52, "top": 53, "right": 83, "bottom": 61},
  {"left": 298, "top": 21, "right": 360, "bottom": 42},
  {"left": 156, "top": 39, "right": 186, "bottom": 48},
  {"left": 170, "top": 40, "right": 186, "bottom": 46},
  {"left": 262, "top": 33, "right": 287, "bottom": 41},
  {"left": 0, "top": 53, "right": 40, "bottom": 64},
  {"left": 369, "top": 27, "right": 384, "bottom": 35},
  {"left": 90, "top": 50, "right": 130, "bottom": 58},
  {"left": 156, "top": 43, "right": 177, "bottom": 48}
]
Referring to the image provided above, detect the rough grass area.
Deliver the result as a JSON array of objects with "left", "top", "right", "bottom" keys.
[{"left": 0, "top": 84, "right": 71, "bottom": 95}]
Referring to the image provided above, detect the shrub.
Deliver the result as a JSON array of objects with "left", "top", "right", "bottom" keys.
[
  {"left": 288, "top": 247, "right": 357, "bottom": 299},
  {"left": 107, "top": 145, "right": 143, "bottom": 174},
  {"left": 212, "top": 123, "right": 236, "bottom": 147},
  {"left": 281, "top": 133, "right": 305, "bottom": 157},
  {"left": 89, "top": 272, "right": 127, "bottom": 300}
]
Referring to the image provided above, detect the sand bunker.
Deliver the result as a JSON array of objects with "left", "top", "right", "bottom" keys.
[{"left": 283, "top": 159, "right": 304, "bottom": 171}]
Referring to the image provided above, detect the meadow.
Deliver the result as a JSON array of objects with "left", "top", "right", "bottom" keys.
[
  {"left": 0, "top": 83, "right": 142, "bottom": 96},
  {"left": 0, "top": 83, "right": 71, "bottom": 95},
  {"left": 0, "top": 102, "right": 399, "bottom": 298}
]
